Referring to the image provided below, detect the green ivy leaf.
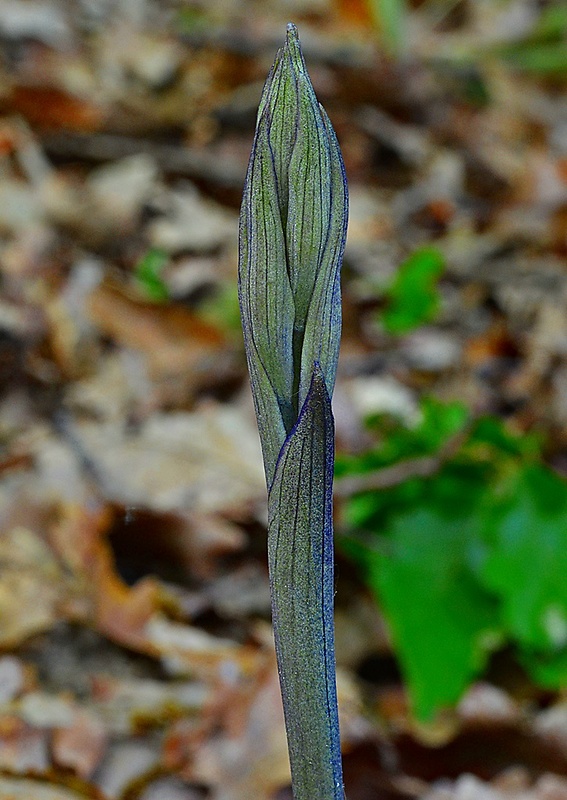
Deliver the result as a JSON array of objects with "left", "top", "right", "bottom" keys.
[
  {"left": 337, "top": 398, "right": 468, "bottom": 477},
  {"left": 349, "top": 502, "right": 500, "bottom": 719},
  {"left": 468, "top": 416, "right": 542, "bottom": 459},
  {"left": 337, "top": 399, "right": 555, "bottom": 719},
  {"left": 480, "top": 465, "right": 567, "bottom": 652},
  {"left": 521, "top": 646, "right": 567, "bottom": 689}
]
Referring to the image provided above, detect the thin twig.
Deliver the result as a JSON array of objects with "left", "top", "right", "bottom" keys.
[
  {"left": 334, "top": 424, "right": 471, "bottom": 498},
  {"left": 42, "top": 131, "right": 246, "bottom": 188}
]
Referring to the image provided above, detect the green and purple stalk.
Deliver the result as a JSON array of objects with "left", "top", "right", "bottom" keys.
[{"left": 238, "top": 23, "right": 348, "bottom": 799}]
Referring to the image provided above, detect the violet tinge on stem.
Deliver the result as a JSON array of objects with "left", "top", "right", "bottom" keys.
[{"left": 238, "top": 23, "right": 348, "bottom": 800}]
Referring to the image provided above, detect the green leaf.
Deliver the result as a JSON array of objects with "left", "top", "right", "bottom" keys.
[
  {"left": 467, "top": 416, "right": 542, "bottom": 459},
  {"left": 135, "top": 248, "right": 169, "bottom": 302},
  {"left": 521, "top": 646, "right": 567, "bottom": 689},
  {"left": 337, "top": 401, "right": 546, "bottom": 717},
  {"left": 176, "top": 7, "right": 211, "bottom": 35},
  {"left": 268, "top": 369, "right": 343, "bottom": 799},
  {"left": 495, "top": 4, "right": 567, "bottom": 76},
  {"left": 480, "top": 465, "right": 567, "bottom": 652},
  {"left": 351, "top": 503, "right": 500, "bottom": 719},
  {"left": 338, "top": 398, "right": 468, "bottom": 476},
  {"left": 501, "top": 43, "right": 567, "bottom": 75},
  {"left": 531, "top": 4, "right": 567, "bottom": 40},
  {"left": 339, "top": 393, "right": 567, "bottom": 716},
  {"left": 381, "top": 247, "right": 445, "bottom": 335},
  {"left": 337, "top": 398, "right": 473, "bottom": 535}
]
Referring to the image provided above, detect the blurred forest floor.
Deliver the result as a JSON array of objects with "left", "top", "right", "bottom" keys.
[{"left": 0, "top": 0, "right": 566, "bottom": 798}]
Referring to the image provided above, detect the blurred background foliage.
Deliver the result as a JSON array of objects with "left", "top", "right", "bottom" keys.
[
  {"left": 337, "top": 260, "right": 567, "bottom": 717},
  {"left": 1, "top": 0, "right": 567, "bottom": 795}
]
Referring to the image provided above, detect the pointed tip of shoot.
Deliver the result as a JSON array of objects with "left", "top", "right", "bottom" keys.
[
  {"left": 239, "top": 23, "right": 347, "bottom": 484},
  {"left": 284, "top": 22, "right": 304, "bottom": 73},
  {"left": 285, "top": 22, "right": 301, "bottom": 50}
]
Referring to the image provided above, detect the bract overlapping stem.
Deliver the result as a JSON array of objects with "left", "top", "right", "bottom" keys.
[{"left": 238, "top": 22, "right": 348, "bottom": 800}]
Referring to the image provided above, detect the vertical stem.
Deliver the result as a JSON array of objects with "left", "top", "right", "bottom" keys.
[{"left": 268, "top": 371, "right": 344, "bottom": 799}]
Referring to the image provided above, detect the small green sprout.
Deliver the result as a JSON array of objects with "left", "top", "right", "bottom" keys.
[
  {"left": 381, "top": 246, "right": 445, "bottom": 335},
  {"left": 134, "top": 247, "right": 169, "bottom": 302}
]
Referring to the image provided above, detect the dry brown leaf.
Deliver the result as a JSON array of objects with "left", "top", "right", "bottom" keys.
[
  {"left": 86, "top": 279, "right": 229, "bottom": 404},
  {"left": 0, "top": 715, "right": 49, "bottom": 773},
  {"left": 52, "top": 709, "right": 108, "bottom": 780},
  {"left": 43, "top": 503, "right": 260, "bottom": 680},
  {"left": 90, "top": 674, "right": 208, "bottom": 736},
  {"left": 0, "top": 657, "right": 26, "bottom": 703},
  {"left": 0, "top": 496, "right": 160, "bottom": 652},
  {"left": 145, "top": 616, "right": 258, "bottom": 681},
  {"left": 422, "top": 771, "right": 567, "bottom": 800},
  {"left": 336, "top": 0, "right": 374, "bottom": 28},
  {"left": 164, "top": 652, "right": 290, "bottom": 800},
  {"left": 67, "top": 405, "right": 264, "bottom": 516},
  {"left": 92, "top": 740, "right": 160, "bottom": 800},
  {"left": 457, "top": 683, "right": 522, "bottom": 727},
  {"left": 0, "top": 526, "right": 65, "bottom": 648},
  {"left": 107, "top": 507, "right": 246, "bottom": 582},
  {"left": 163, "top": 651, "right": 365, "bottom": 800},
  {"left": 49, "top": 503, "right": 161, "bottom": 653},
  {"left": 0, "top": 777, "right": 96, "bottom": 800},
  {"left": 8, "top": 86, "right": 105, "bottom": 132}
]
